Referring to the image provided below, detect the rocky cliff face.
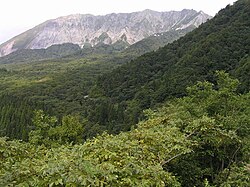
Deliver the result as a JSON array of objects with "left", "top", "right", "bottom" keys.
[{"left": 0, "top": 9, "right": 211, "bottom": 57}]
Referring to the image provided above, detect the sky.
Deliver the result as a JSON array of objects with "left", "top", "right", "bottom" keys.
[{"left": 0, "top": 0, "right": 237, "bottom": 44}]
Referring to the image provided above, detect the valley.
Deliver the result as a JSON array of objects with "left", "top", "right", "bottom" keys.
[{"left": 0, "top": 0, "right": 249, "bottom": 186}]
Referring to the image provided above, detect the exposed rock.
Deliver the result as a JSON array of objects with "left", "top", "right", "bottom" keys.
[{"left": 0, "top": 9, "right": 211, "bottom": 57}]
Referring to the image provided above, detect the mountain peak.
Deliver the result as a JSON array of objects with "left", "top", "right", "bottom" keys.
[
  {"left": 0, "top": 9, "right": 211, "bottom": 57},
  {"left": 141, "top": 9, "right": 156, "bottom": 13}
]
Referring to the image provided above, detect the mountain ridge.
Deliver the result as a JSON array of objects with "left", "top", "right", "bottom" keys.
[
  {"left": 0, "top": 9, "right": 211, "bottom": 57},
  {"left": 0, "top": 27, "right": 194, "bottom": 65},
  {"left": 95, "top": 0, "right": 250, "bottom": 105}
]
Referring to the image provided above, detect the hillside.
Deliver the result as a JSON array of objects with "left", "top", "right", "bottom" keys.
[
  {"left": 123, "top": 27, "right": 194, "bottom": 56},
  {"left": 0, "top": 9, "right": 211, "bottom": 57},
  {"left": 0, "top": 27, "right": 193, "bottom": 65},
  {"left": 96, "top": 0, "right": 250, "bottom": 104},
  {"left": 0, "top": 43, "right": 80, "bottom": 64},
  {"left": 0, "top": 0, "right": 248, "bottom": 141},
  {"left": 0, "top": 0, "right": 249, "bottom": 186},
  {"left": 1, "top": 72, "right": 249, "bottom": 186}
]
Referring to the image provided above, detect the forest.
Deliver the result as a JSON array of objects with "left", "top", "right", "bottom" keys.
[
  {"left": 0, "top": 0, "right": 249, "bottom": 186},
  {"left": 1, "top": 71, "right": 249, "bottom": 186}
]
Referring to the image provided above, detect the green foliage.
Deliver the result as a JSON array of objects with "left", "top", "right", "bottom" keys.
[
  {"left": 93, "top": 0, "right": 250, "bottom": 132},
  {"left": 29, "top": 110, "right": 86, "bottom": 146},
  {"left": 1, "top": 1, "right": 248, "bottom": 143},
  {"left": 0, "top": 43, "right": 81, "bottom": 64},
  {"left": 220, "top": 164, "right": 250, "bottom": 186},
  {"left": 124, "top": 28, "right": 193, "bottom": 56},
  {"left": 0, "top": 110, "right": 191, "bottom": 186},
  {"left": 29, "top": 110, "right": 57, "bottom": 145},
  {"left": 0, "top": 0, "right": 248, "bottom": 154},
  {"left": 0, "top": 55, "right": 122, "bottom": 140},
  {"left": 0, "top": 95, "right": 34, "bottom": 140},
  {"left": 234, "top": 55, "right": 250, "bottom": 93},
  {"left": 48, "top": 115, "right": 85, "bottom": 144},
  {"left": 163, "top": 71, "right": 250, "bottom": 186},
  {"left": 0, "top": 2, "right": 249, "bottom": 185},
  {"left": 0, "top": 72, "right": 249, "bottom": 186}
]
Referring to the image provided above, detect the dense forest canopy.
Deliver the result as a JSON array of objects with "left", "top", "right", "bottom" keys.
[
  {"left": 1, "top": 72, "right": 249, "bottom": 186},
  {"left": 0, "top": 0, "right": 249, "bottom": 186},
  {"left": 0, "top": 0, "right": 249, "bottom": 142}
]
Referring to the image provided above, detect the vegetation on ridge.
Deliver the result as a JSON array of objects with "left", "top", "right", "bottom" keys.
[
  {"left": 0, "top": 0, "right": 249, "bottom": 142},
  {"left": 0, "top": 0, "right": 249, "bottom": 186},
  {"left": 0, "top": 72, "right": 249, "bottom": 186}
]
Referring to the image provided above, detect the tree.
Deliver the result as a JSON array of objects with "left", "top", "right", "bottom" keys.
[
  {"left": 165, "top": 71, "right": 250, "bottom": 186},
  {"left": 29, "top": 110, "right": 57, "bottom": 145},
  {"left": 48, "top": 115, "right": 85, "bottom": 144}
]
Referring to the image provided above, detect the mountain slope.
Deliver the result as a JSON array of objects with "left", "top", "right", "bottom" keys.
[
  {"left": 1, "top": 72, "right": 249, "bottom": 186},
  {"left": 0, "top": 43, "right": 80, "bottom": 64},
  {"left": 123, "top": 27, "right": 194, "bottom": 56},
  {"left": 0, "top": 0, "right": 248, "bottom": 141},
  {"left": 0, "top": 26, "right": 196, "bottom": 65},
  {"left": 0, "top": 9, "right": 211, "bottom": 57},
  {"left": 95, "top": 0, "right": 250, "bottom": 110}
]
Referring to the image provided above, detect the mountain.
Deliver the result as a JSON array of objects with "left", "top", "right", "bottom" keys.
[
  {"left": 94, "top": 0, "right": 250, "bottom": 114},
  {"left": 0, "top": 29, "right": 194, "bottom": 65},
  {"left": 123, "top": 27, "right": 194, "bottom": 56},
  {"left": 0, "top": 1, "right": 250, "bottom": 186},
  {"left": 0, "top": 9, "right": 211, "bottom": 57},
  {"left": 0, "top": 28, "right": 193, "bottom": 65},
  {"left": 0, "top": 43, "right": 80, "bottom": 64},
  {"left": 0, "top": 0, "right": 248, "bottom": 141}
]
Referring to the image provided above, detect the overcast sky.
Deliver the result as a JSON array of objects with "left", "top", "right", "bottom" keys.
[{"left": 0, "top": 0, "right": 237, "bottom": 44}]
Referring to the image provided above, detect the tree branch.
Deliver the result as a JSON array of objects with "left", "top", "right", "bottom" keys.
[{"left": 160, "top": 152, "right": 184, "bottom": 166}]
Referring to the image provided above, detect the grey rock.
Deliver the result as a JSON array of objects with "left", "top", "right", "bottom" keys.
[{"left": 0, "top": 9, "right": 211, "bottom": 57}]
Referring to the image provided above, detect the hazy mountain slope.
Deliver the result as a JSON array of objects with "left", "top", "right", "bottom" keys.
[
  {"left": 0, "top": 42, "right": 128, "bottom": 65},
  {"left": 0, "top": 26, "right": 195, "bottom": 65},
  {"left": 0, "top": 2, "right": 249, "bottom": 186},
  {"left": 123, "top": 26, "right": 194, "bottom": 56},
  {"left": 0, "top": 1, "right": 248, "bottom": 141},
  {"left": 0, "top": 9, "right": 211, "bottom": 57},
  {"left": 0, "top": 43, "right": 80, "bottom": 64},
  {"left": 96, "top": 0, "right": 250, "bottom": 103}
]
